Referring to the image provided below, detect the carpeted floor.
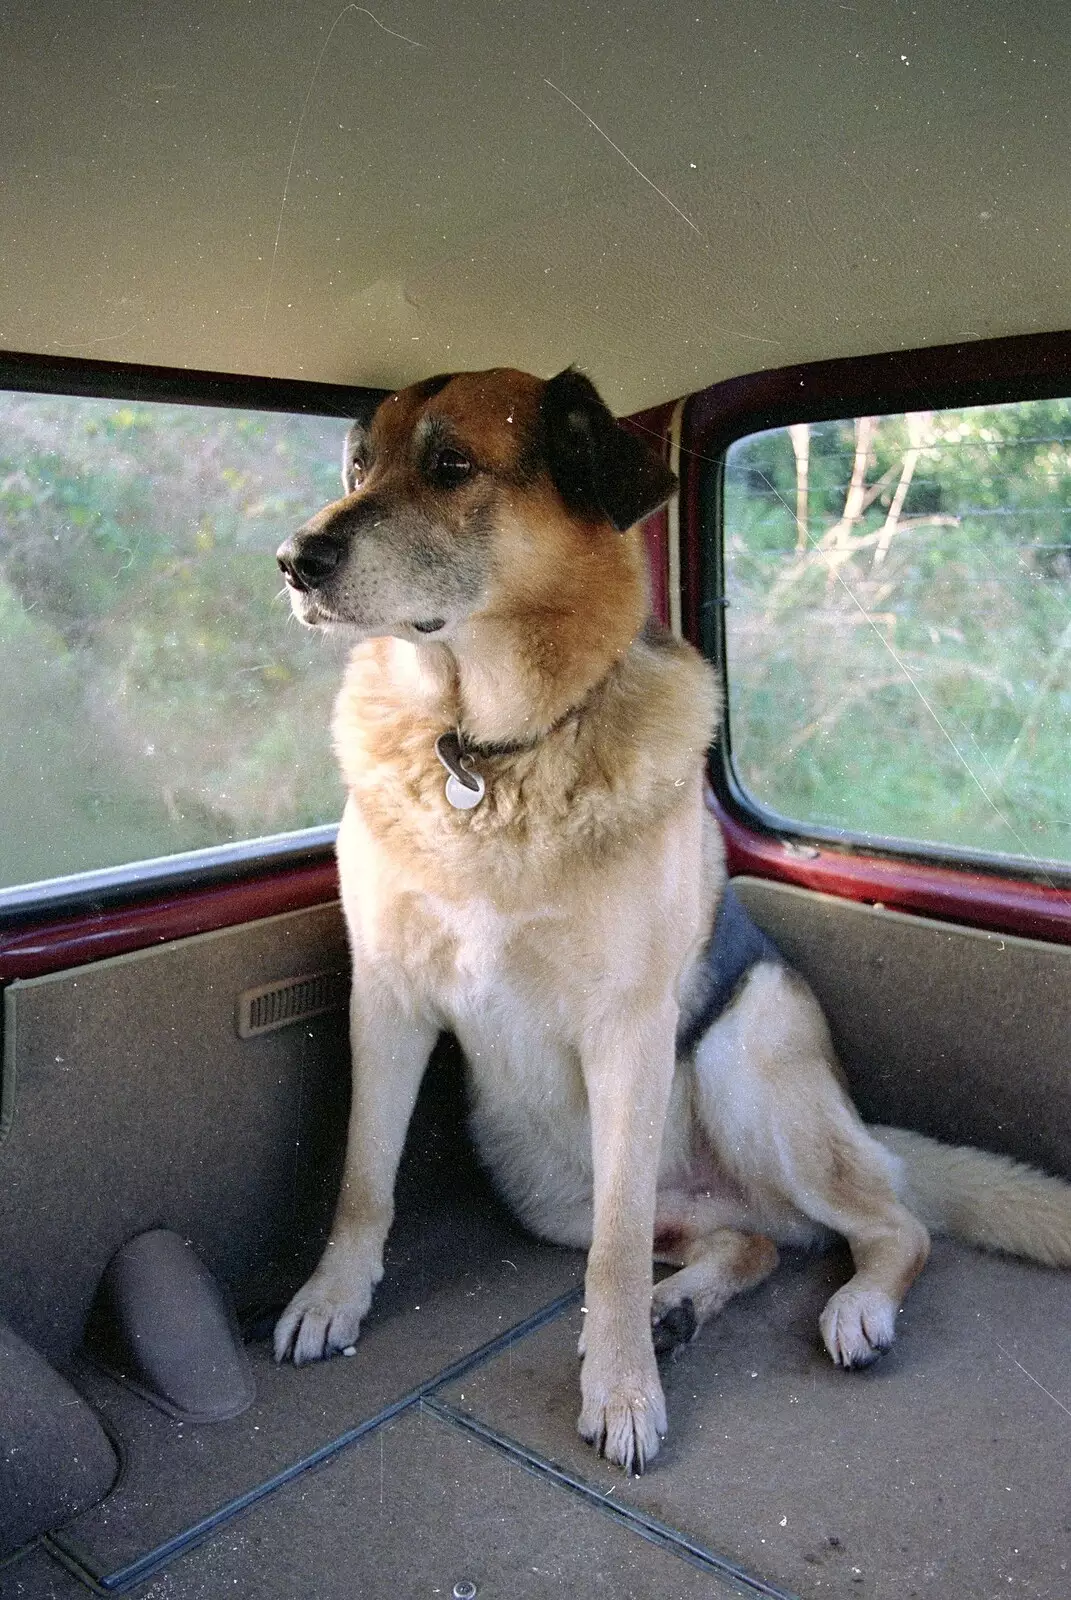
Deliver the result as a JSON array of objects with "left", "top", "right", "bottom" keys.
[{"left": 3, "top": 1214, "right": 1068, "bottom": 1600}]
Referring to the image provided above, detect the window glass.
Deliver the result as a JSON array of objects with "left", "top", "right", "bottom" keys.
[
  {"left": 0, "top": 391, "right": 350, "bottom": 892},
  {"left": 722, "top": 398, "right": 1071, "bottom": 866}
]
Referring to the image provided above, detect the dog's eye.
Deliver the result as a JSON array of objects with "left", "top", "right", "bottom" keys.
[{"left": 430, "top": 447, "right": 473, "bottom": 487}]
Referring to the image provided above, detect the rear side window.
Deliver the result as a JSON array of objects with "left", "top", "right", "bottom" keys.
[
  {"left": 722, "top": 397, "right": 1071, "bottom": 869},
  {"left": 0, "top": 391, "right": 347, "bottom": 894}
]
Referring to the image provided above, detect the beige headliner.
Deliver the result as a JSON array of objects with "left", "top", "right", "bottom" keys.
[{"left": 2, "top": 1, "right": 1068, "bottom": 413}]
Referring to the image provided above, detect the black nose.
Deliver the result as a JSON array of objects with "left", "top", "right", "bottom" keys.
[{"left": 277, "top": 532, "right": 343, "bottom": 592}]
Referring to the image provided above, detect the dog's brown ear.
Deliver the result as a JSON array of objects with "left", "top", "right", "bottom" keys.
[
  {"left": 539, "top": 369, "right": 678, "bottom": 531},
  {"left": 341, "top": 389, "right": 391, "bottom": 492}
]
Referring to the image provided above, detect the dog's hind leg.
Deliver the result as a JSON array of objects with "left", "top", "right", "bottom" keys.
[
  {"left": 693, "top": 961, "right": 931, "bottom": 1370},
  {"left": 651, "top": 1196, "right": 779, "bottom": 1354},
  {"left": 785, "top": 1114, "right": 931, "bottom": 1368}
]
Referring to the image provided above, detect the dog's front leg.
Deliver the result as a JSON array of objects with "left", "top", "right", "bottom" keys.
[
  {"left": 274, "top": 987, "right": 438, "bottom": 1366},
  {"left": 577, "top": 997, "right": 677, "bottom": 1472}
]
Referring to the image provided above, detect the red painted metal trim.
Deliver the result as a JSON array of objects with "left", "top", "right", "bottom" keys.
[
  {"left": 687, "top": 328, "right": 1071, "bottom": 448},
  {"left": 622, "top": 400, "right": 674, "bottom": 446},
  {"left": 679, "top": 395, "right": 706, "bottom": 643},
  {"left": 623, "top": 402, "right": 674, "bottom": 627},
  {"left": 0, "top": 859, "right": 341, "bottom": 983},
  {"left": 713, "top": 795, "right": 1071, "bottom": 947},
  {"left": 627, "top": 500, "right": 669, "bottom": 626},
  {"left": 681, "top": 328, "right": 1071, "bottom": 650},
  {"left": 685, "top": 330, "right": 1071, "bottom": 942},
  {"left": 642, "top": 505, "right": 670, "bottom": 626}
]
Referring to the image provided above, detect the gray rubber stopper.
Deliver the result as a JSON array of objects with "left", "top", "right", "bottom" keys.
[{"left": 83, "top": 1228, "right": 254, "bottom": 1422}]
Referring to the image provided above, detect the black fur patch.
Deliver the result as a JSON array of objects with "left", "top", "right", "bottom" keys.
[
  {"left": 343, "top": 379, "right": 453, "bottom": 488},
  {"left": 842, "top": 1344, "right": 889, "bottom": 1370},
  {"left": 341, "top": 391, "right": 391, "bottom": 492},
  {"left": 348, "top": 388, "right": 392, "bottom": 434},
  {"left": 652, "top": 1297, "right": 697, "bottom": 1355},
  {"left": 676, "top": 882, "right": 783, "bottom": 1056},
  {"left": 409, "top": 372, "right": 456, "bottom": 405},
  {"left": 539, "top": 368, "right": 678, "bottom": 531}
]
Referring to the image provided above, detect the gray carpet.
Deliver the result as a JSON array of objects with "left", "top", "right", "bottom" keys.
[
  {"left": 439, "top": 1239, "right": 1071, "bottom": 1600},
  {"left": 734, "top": 877, "right": 1071, "bottom": 1182},
  {"left": 52, "top": 1199, "right": 585, "bottom": 1588},
  {"left": 90, "top": 1407, "right": 757, "bottom": 1600},
  {"left": 0, "top": 1549, "right": 87, "bottom": 1600},
  {"left": 5, "top": 1234, "right": 1068, "bottom": 1598},
  {"left": 4, "top": 1281, "right": 766, "bottom": 1598},
  {"left": 1, "top": 904, "right": 353, "bottom": 1363},
  {"left": 4, "top": 886, "right": 1071, "bottom": 1598}
]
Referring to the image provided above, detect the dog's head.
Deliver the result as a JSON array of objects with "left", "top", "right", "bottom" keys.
[{"left": 276, "top": 368, "right": 676, "bottom": 640}]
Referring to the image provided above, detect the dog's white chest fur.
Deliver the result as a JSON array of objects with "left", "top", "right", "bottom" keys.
[
  {"left": 400, "top": 884, "right": 606, "bottom": 1240},
  {"left": 335, "top": 780, "right": 709, "bottom": 1243},
  {"left": 376, "top": 879, "right": 704, "bottom": 1246}
]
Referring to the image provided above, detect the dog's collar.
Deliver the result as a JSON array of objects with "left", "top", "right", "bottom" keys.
[
  {"left": 434, "top": 704, "right": 582, "bottom": 811},
  {"left": 433, "top": 628, "right": 658, "bottom": 811}
]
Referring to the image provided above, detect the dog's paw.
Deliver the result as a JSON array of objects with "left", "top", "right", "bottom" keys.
[
  {"left": 651, "top": 1294, "right": 697, "bottom": 1356},
  {"left": 578, "top": 1361, "right": 667, "bottom": 1473},
  {"left": 273, "top": 1266, "right": 377, "bottom": 1366},
  {"left": 819, "top": 1286, "right": 897, "bottom": 1369}
]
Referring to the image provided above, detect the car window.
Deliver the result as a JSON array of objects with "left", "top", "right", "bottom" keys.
[
  {"left": 0, "top": 391, "right": 348, "bottom": 894},
  {"left": 722, "top": 397, "right": 1071, "bottom": 868}
]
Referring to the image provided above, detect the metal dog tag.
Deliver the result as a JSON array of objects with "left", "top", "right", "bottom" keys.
[
  {"left": 445, "top": 771, "right": 485, "bottom": 809},
  {"left": 435, "top": 731, "right": 486, "bottom": 810}
]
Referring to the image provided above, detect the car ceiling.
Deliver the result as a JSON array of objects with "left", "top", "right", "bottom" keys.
[{"left": 2, "top": 1, "right": 1068, "bottom": 413}]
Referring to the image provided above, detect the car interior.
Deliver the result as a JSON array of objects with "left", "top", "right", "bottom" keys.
[{"left": 1, "top": 5, "right": 1069, "bottom": 1598}]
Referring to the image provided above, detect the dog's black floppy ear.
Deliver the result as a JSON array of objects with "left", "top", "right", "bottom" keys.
[
  {"left": 539, "top": 369, "right": 678, "bottom": 531},
  {"left": 341, "top": 388, "right": 390, "bottom": 492}
]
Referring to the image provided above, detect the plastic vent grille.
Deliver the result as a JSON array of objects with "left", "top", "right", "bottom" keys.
[{"left": 236, "top": 970, "right": 348, "bottom": 1039}]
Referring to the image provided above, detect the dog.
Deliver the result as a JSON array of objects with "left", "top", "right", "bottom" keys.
[{"left": 273, "top": 366, "right": 1071, "bottom": 1472}]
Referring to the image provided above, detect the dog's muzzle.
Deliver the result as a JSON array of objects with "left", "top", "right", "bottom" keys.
[{"left": 277, "top": 532, "right": 343, "bottom": 593}]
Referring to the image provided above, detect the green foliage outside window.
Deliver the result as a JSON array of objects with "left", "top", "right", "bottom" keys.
[
  {"left": 0, "top": 393, "right": 350, "bottom": 890},
  {"left": 723, "top": 399, "right": 1071, "bottom": 867},
  {"left": 5, "top": 388, "right": 1069, "bottom": 893}
]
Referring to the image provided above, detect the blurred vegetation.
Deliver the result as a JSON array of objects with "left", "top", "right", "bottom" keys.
[
  {"left": 3, "top": 389, "right": 1068, "bottom": 892},
  {"left": 0, "top": 393, "right": 351, "bottom": 888},
  {"left": 723, "top": 399, "right": 1071, "bottom": 865}
]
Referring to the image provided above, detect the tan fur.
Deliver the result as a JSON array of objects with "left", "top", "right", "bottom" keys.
[{"left": 274, "top": 367, "right": 1071, "bottom": 1473}]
